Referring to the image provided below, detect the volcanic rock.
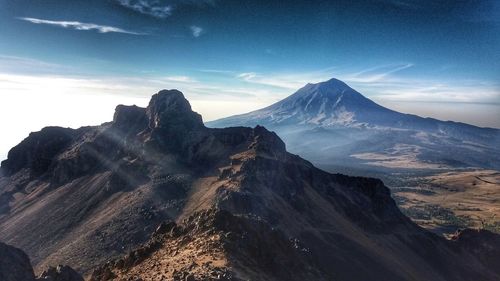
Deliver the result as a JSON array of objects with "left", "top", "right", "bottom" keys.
[
  {"left": 0, "top": 242, "right": 36, "bottom": 281},
  {"left": 37, "top": 265, "right": 84, "bottom": 281},
  {"left": 0, "top": 242, "right": 83, "bottom": 281}
]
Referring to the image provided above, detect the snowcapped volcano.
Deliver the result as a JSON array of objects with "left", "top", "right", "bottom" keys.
[
  {"left": 256, "top": 78, "right": 390, "bottom": 126},
  {"left": 207, "top": 78, "right": 500, "bottom": 171},
  {"left": 210, "top": 78, "right": 426, "bottom": 129}
]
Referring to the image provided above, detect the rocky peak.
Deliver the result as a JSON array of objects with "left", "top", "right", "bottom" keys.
[
  {"left": 304, "top": 77, "right": 351, "bottom": 92},
  {"left": 146, "top": 89, "right": 204, "bottom": 132},
  {"left": 113, "top": 105, "right": 147, "bottom": 127},
  {"left": 288, "top": 78, "right": 357, "bottom": 102},
  {"left": 287, "top": 78, "right": 369, "bottom": 111},
  {"left": 248, "top": 125, "right": 286, "bottom": 159},
  {"left": 0, "top": 127, "right": 77, "bottom": 177},
  {"left": 142, "top": 90, "right": 207, "bottom": 156}
]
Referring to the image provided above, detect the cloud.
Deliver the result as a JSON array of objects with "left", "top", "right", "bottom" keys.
[
  {"left": 348, "top": 63, "right": 414, "bottom": 83},
  {"left": 164, "top": 76, "right": 198, "bottom": 83},
  {"left": 116, "top": 0, "right": 216, "bottom": 19},
  {"left": 357, "top": 78, "right": 500, "bottom": 104},
  {"left": 0, "top": 55, "right": 70, "bottom": 74},
  {"left": 116, "top": 0, "right": 172, "bottom": 18},
  {"left": 237, "top": 72, "right": 257, "bottom": 80},
  {"left": 18, "top": 17, "right": 145, "bottom": 35},
  {"left": 236, "top": 68, "right": 337, "bottom": 89},
  {"left": 233, "top": 65, "right": 500, "bottom": 106},
  {"left": 190, "top": 25, "right": 204, "bottom": 37},
  {"left": 197, "top": 69, "right": 235, "bottom": 74}
]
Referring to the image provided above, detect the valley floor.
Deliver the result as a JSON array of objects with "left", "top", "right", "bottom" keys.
[{"left": 391, "top": 169, "right": 500, "bottom": 236}]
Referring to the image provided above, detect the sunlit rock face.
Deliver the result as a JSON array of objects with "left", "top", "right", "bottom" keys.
[
  {"left": 144, "top": 90, "right": 207, "bottom": 158},
  {"left": 146, "top": 89, "right": 204, "bottom": 132},
  {"left": 1, "top": 89, "right": 499, "bottom": 281}
]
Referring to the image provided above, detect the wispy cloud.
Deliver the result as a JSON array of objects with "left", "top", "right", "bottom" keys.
[
  {"left": 18, "top": 17, "right": 146, "bottom": 35},
  {"left": 116, "top": 0, "right": 172, "bottom": 19},
  {"left": 197, "top": 69, "right": 235, "bottom": 74},
  {"left": 359, "top": 78, "right": 500, "bottom": 104},
  {"left": 237, "top": 72, "right": 257, "bottom": 80},
  {"left": 163, "top": 76, "right": 198, "bottom": 83},
  {"left": 190, "top": 25, "right": 204, "bottom": 37},
  {"left": 116, "top": 0, "right": 217, "bottom": 19},
  {"left": 236, "top": 67, "right": 337, "bottom": 89},
  {"left": 347, "top": 63, "right": 414, "bottom": 83},
  {"left": 234, "top": 64, "right": 500, "bottom": 105},
  {"left": 0, "top": 55, "right": 71, "bottom": 74}
]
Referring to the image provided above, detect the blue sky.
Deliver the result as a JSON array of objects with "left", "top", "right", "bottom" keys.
[{"left": 0, "top": 0, "right": 499, "bottom": 159}]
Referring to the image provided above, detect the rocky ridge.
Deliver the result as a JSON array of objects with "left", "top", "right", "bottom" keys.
[
  {"left": 0, "top": 242, "right": 82, "bottom": 281},
  {"left": 0, "top": 89, "right": 499, "bottom": 280}
]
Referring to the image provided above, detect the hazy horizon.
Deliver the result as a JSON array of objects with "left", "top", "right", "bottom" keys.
[{"left": 1, "top": 0, "right": 499, "bottom": 160}]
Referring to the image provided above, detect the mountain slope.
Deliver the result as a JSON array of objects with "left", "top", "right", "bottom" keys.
[
  {"left": 1, "top": 90, "right": 499, "bottom": 280},
  {"left": 207, "top": 78, "right": 500, "bottom": 171}
]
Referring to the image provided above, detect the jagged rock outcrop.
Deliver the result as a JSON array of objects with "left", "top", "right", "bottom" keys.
[
  {"left": 1, "top": 89, "right": 499, "bottom": 280},
  {"left": 37, "top": 265, "right": 84, "bottom": 281},
  {"left": 0, "top": 242, "right": 36, "bottom": 281},
  {"left": 90, "top": 210, "right": 323, "bottom": 281},
  {"left": 112, "top": 105, "right": 148, "bottom": 137},
  {"left": 0, "top": 242, "right": 82, "bottom": 281},
  {"left": 146, "top": 89, "right": 204, "bottom": 132},
  {"left": 0, "top": 127, "right": 79, "bottom": 177},
  {"left": 144, "top": 90, "right": 207, "bottom": 157}
]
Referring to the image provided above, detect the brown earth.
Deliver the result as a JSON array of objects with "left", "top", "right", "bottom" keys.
[{"left": 394, "top": 169, "right": 500, "bottom": 235}]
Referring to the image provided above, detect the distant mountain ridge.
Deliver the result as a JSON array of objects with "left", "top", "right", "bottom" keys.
[
  {"left": 208, "top": 78, "right": 500, "bottom": 171},
  {"left": 213, "top": 78, "right": 397, "bottom": 128},
  {"left": 211, "top": 78, "right": 498, "bottom": 132}
]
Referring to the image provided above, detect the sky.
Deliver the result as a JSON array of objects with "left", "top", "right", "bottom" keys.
[{"left": 0, "top": 0, "right": 499, "bottom": 160}]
